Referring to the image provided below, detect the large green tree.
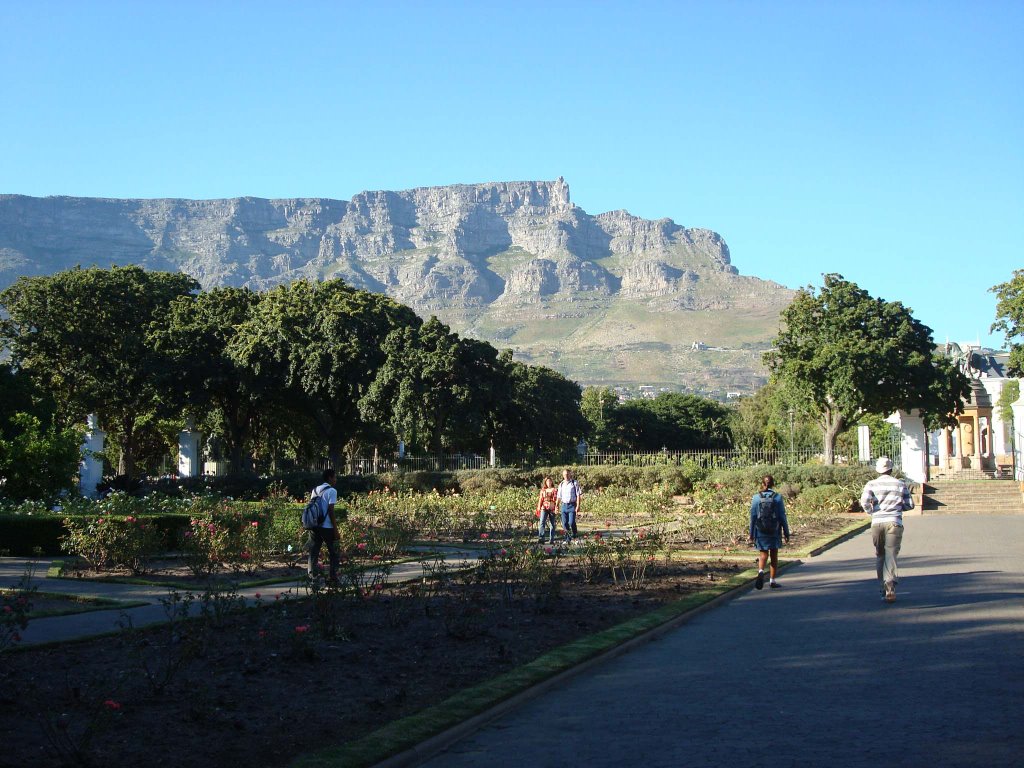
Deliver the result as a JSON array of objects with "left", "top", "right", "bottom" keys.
[
  {"left": 765, "top": 273, "right": 970, "bottom": 464},
  {"left": 991, "top": 269, "right": 1024, "bottom": 375},
  {"left": 0, "top": 364, "right": 82, "bottom": 500},
  {"left": 0, "top": 266, "right": 198, "bottom": 477},
  {"left": 150, "top": 286, "right": 266, "bottom": 474},
  {"left": 613, "top": 393, "right": 732, "bottom": 451},
  {"left": 581, "top": 386, "right": 619, "bottom": 451},
  {"left": 229, "top": 279, "right": 420, "bottom": 467},
  {"left": 360, "top": 317, "right": 504, "bottom": 453},
  {"left": 497, "top": 356, "right": 586, "bottom": 456},
  {"left": 729, "top": 379, "right": 819, "bottom": 453}
]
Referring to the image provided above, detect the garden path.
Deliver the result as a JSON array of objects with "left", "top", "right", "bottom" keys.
[
  {"left": 420, "top": 514, "right": 1024, "bottom": 768},
  {"left": 0, "top": 549, "right": 485, "bottom": 646}
]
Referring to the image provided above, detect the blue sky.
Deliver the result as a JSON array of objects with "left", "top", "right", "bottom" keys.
[{"left": 1, "top": 0, "right": 1021, "bottom": 347}]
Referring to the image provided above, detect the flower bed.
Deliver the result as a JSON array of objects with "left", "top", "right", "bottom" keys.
[{"left": 0, "top": 558, "right": 747, "bottom": 768}]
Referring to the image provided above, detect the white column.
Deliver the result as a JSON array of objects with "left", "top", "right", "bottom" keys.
[
  {"left": 1012, "top": 389, "right": 1024, "bottom": 481},
  {"left": 489, "top": 443, "right": 496, "bottom": 468},
  {"left": 937, "top": 427, "right": 950, "bottom": 468},
  {"left": 890, "top": 410, "right": 928, "bottom": 484},
  {"left": 79, "top": 414, "right": 105, "bottom": 498},
  {"left": 857, "top": 425, "right": 871, "bottom": 462},
  {"left": 177, "top": 423, "right": 202, "bottom": 479}
]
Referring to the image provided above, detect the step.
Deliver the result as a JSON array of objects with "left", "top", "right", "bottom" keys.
[{"left": 922, "top": 478, "right": 1024, "bottom": 514}]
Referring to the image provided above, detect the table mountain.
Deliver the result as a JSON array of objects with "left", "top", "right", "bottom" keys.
[{"left": 0, "top": 179, "right": 792, "bottom": 393}]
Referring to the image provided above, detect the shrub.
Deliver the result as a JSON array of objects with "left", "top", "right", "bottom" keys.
[
  {"left": 376, "top": 470, "right": 458, "bottom": 494},
  {"left": 0, "top": 563, "right": 36, "bottom": 653},
  {"left": 454, "top": 469, "right": 530, "bottom": 494},
  {"left": 61, "top": 514, "right": 166, "bottom": 574},
  {"left": 0, "top": 501, "right": 66, "bottom": 555},
  {"left": 706, "top": 464, "right": 876, "bottom": 495},
  {"left": 178, "top": 497, "right": 276, "bottom": 575},
  {"left": 0, "top": 413, "right": 83, "bottom": 502},
  {"left": 794, "top": 484, "right": 860, "bottom": 514}
]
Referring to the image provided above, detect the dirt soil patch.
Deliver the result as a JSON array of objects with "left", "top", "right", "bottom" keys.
[{"left": 0, "top": 560, "right": 745, "bottom": 768}]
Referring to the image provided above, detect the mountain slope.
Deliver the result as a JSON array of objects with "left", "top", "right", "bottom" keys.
[{"left": 0, "top": 179, "right": 792, "bottom": 393}]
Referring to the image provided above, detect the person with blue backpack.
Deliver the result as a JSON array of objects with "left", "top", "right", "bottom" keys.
[
  {"left": 749, "top": 474, "right": 790, "bottom": 590},
  {"left": 304, "top": 468, "right": 340, "bottom": 583}
]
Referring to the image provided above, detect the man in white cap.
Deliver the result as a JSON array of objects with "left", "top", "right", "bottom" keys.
[{"left": 860, "top": 457, "right": 914, "bottom": 603}]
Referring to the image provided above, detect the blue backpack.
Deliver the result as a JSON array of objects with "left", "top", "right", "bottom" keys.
[
  {"left": 301, "top": 485, "right": 328, "bottom": 530},
  {"left": 755, "top": 491, "right": 779, "bottom": 535}
]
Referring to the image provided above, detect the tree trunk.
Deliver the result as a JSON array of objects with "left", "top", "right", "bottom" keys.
[
  {"left": 117, "top": 425, "right": 137, "bottom": 478},
  {"left": 328, "top": 443, "right": 343, "bottom": 472},
  {"left": 226, "top": 417, "right": 252, "bottom": 475},
  {"left": 821, "top": 411, "right": 846, "bottom": 466}
]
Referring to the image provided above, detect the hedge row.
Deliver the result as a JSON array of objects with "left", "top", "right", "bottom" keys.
[{"left": 0, "top": 513, "right": 193, "bottom": 557}]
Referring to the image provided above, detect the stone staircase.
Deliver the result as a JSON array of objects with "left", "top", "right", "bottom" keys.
[{"left": 922, "top": 479, "right": 1024, "bottom": 515}]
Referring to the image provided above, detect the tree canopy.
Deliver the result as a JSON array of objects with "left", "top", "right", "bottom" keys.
[
  {"left": 0, "top": 266, "right": 199, "bottom": 476},
  {"left": 991, "top": 269, "right": 1024, "bottom": 376},
  {"left": 765, "top": 273, "right": 969, "bottom": 463},
  {"left": 149, "top": 286, "right": 265, "bottom": 473},
  {"left": 581, "top": 389, "right": 732, "bottom": 451},
  {"left": 360, "top": 317, "right": 502, "bottom": 453},
  {"left": 228, "top": 279, "right": 422, "bottom": 467}
]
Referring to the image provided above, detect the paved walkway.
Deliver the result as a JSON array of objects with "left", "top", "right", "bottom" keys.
[
  {"left": 421, "top": 515, "right": 1024, "bottom": 768},
  {"left": 0, "top": 551, "right": 482, "bottom": 645}
]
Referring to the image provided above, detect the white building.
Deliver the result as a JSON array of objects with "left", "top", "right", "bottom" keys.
[{"left": 893, "top": 344, "right": 1020, "bottom": 483}]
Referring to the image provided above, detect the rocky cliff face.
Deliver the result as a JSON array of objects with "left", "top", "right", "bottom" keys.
[{"left": 0, "top": 179, "right": 792, "bottom": 391}]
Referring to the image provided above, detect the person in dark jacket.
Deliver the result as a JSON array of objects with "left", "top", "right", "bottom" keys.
[{"left": 749, "top": 474, "right": 790, "bottom": 590}]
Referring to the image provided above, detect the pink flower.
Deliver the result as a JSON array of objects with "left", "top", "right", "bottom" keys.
[
  {"left": 544, "top": 547, "right": 553, "bottom": 555},
  {"left": 103, "top": 699, "right": 121, "bottom": 711},
  {"left": 183, "top": 530, "right": 193, "bottom": 538},
  {"left": 254, "top": 593, "right": 261, "bottom": 599},
  {"left": 240, "top": 552, "right": 251, "bottom": 560},
  {"left": 357, "top": 542, "right": 367, "bottom": 551},
  {"left": 480, "top": 533, "right": 489, "bottom": 539},
  {"left": 294, "top": 625, "right": 309, "bottom": 634},
  {"left": 372, "top": 554, "right": 382, "bottom": 562},
  {"left": 499, "top": 549, "right": 508, "bottom": 556},
  {"left": 594, "top": 532, "right": 603, "bottom": 540},
  {"left": 125, "top": 516, "right": 136, "bottom": 524},
  {"left": 207, "top": 524, "right": 216, "bottom": 533},
  {"left": 373, "top": 584, "right": 383, "bottom": 591},
  {"left": 250, "top": 521, "right": 259, "bottom": 527}
]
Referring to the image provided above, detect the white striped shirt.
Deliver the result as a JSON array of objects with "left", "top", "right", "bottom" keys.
[{"left": 860, "top": 474, "right": 913, "bottom": 525}]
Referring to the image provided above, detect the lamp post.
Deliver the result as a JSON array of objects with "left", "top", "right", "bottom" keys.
[{"left": 788, "top": 408, "right": 795, "bottom": 460}]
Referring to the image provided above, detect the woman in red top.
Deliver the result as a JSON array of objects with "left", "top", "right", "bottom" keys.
[{"left": 536, "top": 476, "right": 558, "bottom": 544}]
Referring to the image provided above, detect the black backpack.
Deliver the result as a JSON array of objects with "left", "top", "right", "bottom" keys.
[
  {"left": 301, "top": 485, "right": 328, "bottom": 530},
  {"left": 755, "top": 491, "right": 779, "bottom": 535}
]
